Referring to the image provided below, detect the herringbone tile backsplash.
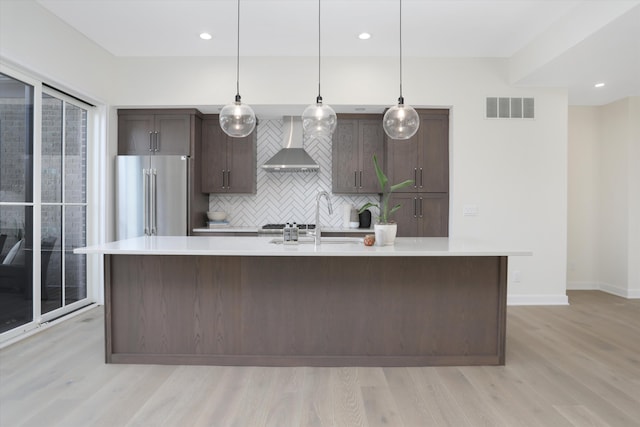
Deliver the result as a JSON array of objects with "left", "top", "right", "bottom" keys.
[{"left": 209, "top": 119, "right": 378, "bottom": 227}]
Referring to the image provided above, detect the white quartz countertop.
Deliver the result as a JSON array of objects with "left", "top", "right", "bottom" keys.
[{"left": 75, "top": 236, "right": 531, "bottom": 257}]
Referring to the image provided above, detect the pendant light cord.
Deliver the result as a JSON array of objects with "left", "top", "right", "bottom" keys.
[
  {"left": 317, "top": 0, "right": 322, "bottom": 103},
  {"left": 398, "top": 0, "right": 404, "bottom": 103},
  {"left": 235, "top": 0, "right": 241, "bottom": 100}
]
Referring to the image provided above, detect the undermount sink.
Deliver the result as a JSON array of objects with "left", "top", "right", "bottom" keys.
[{"left": 269, "top": 237, "right": 363, "bottom": 245}]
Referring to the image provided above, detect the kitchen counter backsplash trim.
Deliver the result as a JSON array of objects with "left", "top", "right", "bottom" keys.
[{"left": 207, "top": 119, "right": 377, "bottom": 228}]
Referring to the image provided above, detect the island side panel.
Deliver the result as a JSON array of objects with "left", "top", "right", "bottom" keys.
[{"left": 106, "top": 255, "right": 507, "bottom": 366}]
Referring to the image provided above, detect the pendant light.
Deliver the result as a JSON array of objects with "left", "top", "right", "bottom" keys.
[
  {"left": 219, "top": 0, "right": 256, "bottom": 138},
  {"left": 301, "top": 0, "right": 337, "bottom": 138},
  {"left": 383, "top": 0, "right": 419, "bottom": 140}
]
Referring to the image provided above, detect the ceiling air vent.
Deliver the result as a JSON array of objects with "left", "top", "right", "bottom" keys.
[{"left": 486, "top": 97, "right": 534, "bottom": 119}]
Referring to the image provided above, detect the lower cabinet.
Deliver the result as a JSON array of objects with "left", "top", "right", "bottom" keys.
[{"left": 389, "top": 193, "right": 449, "bottom": 237}]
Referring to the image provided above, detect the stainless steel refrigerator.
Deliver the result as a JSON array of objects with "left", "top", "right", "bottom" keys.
[{"left": 116, "top": 155, "right": 190, "bottom": 239}]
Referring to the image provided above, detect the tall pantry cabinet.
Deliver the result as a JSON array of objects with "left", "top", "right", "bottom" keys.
[{"left": 385, "top": 109, "right": 449, "bottom": 237}]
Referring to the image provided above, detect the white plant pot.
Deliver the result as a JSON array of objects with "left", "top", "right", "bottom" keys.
[{"left": 374, "top": 223, "right": 397, "bottom": 246}]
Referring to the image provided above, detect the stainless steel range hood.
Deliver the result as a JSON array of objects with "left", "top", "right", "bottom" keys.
[{"left": 261, "top": 116, "right": 319, "bottom": 172}]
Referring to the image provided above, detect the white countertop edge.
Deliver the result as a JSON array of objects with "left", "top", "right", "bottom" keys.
[{"left": 75, "top": 236, "right": 532, "bottom": 257}]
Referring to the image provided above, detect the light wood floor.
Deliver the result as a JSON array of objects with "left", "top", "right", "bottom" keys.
[{"left": 1, "top": 291, "right": 639, "bottom": 427}]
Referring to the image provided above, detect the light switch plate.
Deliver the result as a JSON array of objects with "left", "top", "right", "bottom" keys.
[{"left": 463, "top": 204, "right": 479, "bottom": 216}]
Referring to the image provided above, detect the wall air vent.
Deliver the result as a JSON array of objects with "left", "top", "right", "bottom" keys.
[{"left": 486, "top": 97, "right": 534, "bottom": 119}]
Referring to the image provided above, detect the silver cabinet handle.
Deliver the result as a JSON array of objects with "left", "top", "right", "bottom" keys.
[
  {"left": 359, "top": 171, "right": 363, "bottom": 188},
  {"left": 414, "top": 168, "right": 418, "bottom": 188},
  {"left": 143, "top": 169, "right": 150, "bottom": 235},
  {"left": 227, "top": 170, "right": 231, "bottom": 188},
  {"left": 354, "top": 171, "right": 358, "bottom": 188},
  {"left": 150, "top": 169, "right": 157, "bottom": 235},
  {"left": 148, "top": 132, "right": 153, "bottom": 152},
  {"left": 419, "top": 197, "right": 424, "bottom": 218},
  {"left": 222, "top": 170, "right": 226, "bottom": 189},
  {"left": 419, "top": 168, "right": 424, "bottom": 188},
  {"left": 413, "top": 197, "right": 418, "bottom": 218}
]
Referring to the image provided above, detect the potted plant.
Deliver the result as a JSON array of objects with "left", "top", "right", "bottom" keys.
[{"left": 359, "top": 154, "right": 413, "bottom": 245}]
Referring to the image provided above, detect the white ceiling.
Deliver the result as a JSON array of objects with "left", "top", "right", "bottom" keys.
[{"left": 36, "top": 0, "right": 640, "bottom": 105}]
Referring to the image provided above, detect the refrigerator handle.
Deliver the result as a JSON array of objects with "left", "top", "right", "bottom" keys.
[
  {"left": 154, "top": 131, "right": 159, "bottom": 152},
  {"left": 148, "top": 132, "right": 153, "bottom": 152},
  {"left": 150, "top": 169, "right": 157, "bottom": 235},
  {"left": 143, "top": 169, "right": 150, "bottom": 235}
]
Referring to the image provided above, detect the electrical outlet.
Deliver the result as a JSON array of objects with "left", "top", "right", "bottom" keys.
[{"left": 513, "top": 270, "right": 522, "bottom": 283}]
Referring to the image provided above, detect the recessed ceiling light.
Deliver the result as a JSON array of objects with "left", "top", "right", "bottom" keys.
[
  {"left": 594, "top": 82, "right": 605, "bottom": 88},
  {"left": 199, "top": 32, "right": 212, "bottom": 40},
  {"left": 358, "top": 32, "right": 371, "bottom": 40}
]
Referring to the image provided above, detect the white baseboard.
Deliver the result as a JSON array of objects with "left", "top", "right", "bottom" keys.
[
  {"left": 507, "top": 294, "right": 569, "bottom": 306},
  {"left": 566, "top": 281, "right": 600, "bottom": 290},
  {"left": 567, "top": 281, "right": 640, "bottom": 299}
]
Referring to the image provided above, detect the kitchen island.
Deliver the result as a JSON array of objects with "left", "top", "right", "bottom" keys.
[{"left": 76, "top": 236, "right": 530, "bottom": 367}]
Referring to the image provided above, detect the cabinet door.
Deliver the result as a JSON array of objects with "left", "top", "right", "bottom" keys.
[
  {"left": 419, "top": 113, "right": 449, "bottom": 192},
  {"left": 418, "top": 193, "right": 449, "bottom": 237},
  {"left": 385, "top": 132, "right": 420, "bottom": 193},
  {"left": 117, "top": 114, "right": 154, "bottom": 154},
  {"left": 154, "top": 114, "right": 191, "bottom": 155},
  {"left": 332, "top": 119, "right": 359, "bottom": 193},
  {"left": 359, "top": 119, "right": 385, "bottom": 193},
  {"left": 226, "top": 131, "right": 256, "bottom": 194},
  {"left": 201, "top": 118, "right": 227, "bottom": 193},
  {"left": 388, "top": 193, "right": 418, "bottom": 237}
]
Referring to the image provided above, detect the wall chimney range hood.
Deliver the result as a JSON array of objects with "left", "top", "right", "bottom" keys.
[{"left": 261, "top": 116, "right": 319, "bottom": 172}]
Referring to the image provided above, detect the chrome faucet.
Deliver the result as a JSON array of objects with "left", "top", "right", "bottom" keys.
[{"left": 312, "top": 191, "right": 333, "bottom": 245}]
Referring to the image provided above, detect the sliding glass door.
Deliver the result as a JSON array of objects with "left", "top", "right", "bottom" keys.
[
  {"left": 0, "top": 73, "right": 34, "bottom": 334},
  {"left": 41, "top": 93, "right": 87, "bottom": 315},
  {"left": 0, "top": 69, "right": 89, "bottom": 337}
]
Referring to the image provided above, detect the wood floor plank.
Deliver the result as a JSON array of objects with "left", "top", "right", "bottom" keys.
[
  {"left": 298, "top": 368, "right": 335, "bottom": 427},
  {"left": 331, "top": 367, "right": 369, "bottom": 427},
  {"left": 1, "top": 290, "right": 640, "bottom": 427},
  {"left": 383, "top": 368, "right": 438, "bottom": 427},
  {"left": 415, "top": 368, "right": 474, "bottom": 427},
  {"left": 553, "top": 405, "right": 614, "bottom": 427}
]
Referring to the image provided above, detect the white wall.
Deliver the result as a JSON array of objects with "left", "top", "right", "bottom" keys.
[
  {"left": 568, "top": 97, "right": 640, "bottom": 298},
  {"left": 567, "top": 107, "right": 601, "bottom": 288},
  {"left": 629, "top": 98, "right": 640, "bottom": 297},
  {"left": 1, "top": 1, "right": 570, "bottom": 304}
]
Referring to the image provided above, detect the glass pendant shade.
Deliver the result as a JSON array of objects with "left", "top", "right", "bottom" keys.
[
  {"left": 219, "top": 96, "right": 256, "bottom": 138},
  {"left": 383, "top": 98, "right": 419, "bottom": 140},
  {"left": 384, "top": 0, "right": 420, "bottom": 141},
  {"left": 302, "top": 97, "right": 337, "bottom": 137}
]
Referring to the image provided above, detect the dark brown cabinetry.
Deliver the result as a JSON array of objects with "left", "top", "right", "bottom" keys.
[
  {"left": 386, "top": 109, "right": 449, "bottom": 193},
  {"left": 386, "top": 109, "right": 449, "bottom": 236},
  {"left": 389, "top": 193, "right": 449, "bottom": 237},
  {"left": 201, "top": 116, "right": 256, "bottom": 194},
  {"left": 118, "top": 109, "right": 199, "bottom": 155},
  {"left": 332, "top": 115, "right": 384, "bottom": 193}
]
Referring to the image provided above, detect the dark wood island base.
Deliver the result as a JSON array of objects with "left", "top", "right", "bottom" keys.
[{"left": 105, "top": 254, "right": 507, "bottom": 366}]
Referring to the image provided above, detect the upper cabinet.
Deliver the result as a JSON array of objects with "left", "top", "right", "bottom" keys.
[
  {"left": 118, "top": 109, "right": 202, "bottom": 155},
  {"left": 332, "top": 115, "right": 384, "bottom": 194},
  {"left": 385, "top": 109, "right": 449, "bottom": 193},
  {"left": 201, "top": 116, "right": 257, "bottom": 194}
]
